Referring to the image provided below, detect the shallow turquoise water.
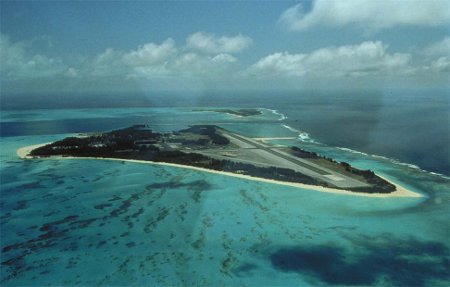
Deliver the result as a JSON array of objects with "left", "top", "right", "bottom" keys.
[{"left": 1, "top": 108, "right": 449, "bottom": 286}]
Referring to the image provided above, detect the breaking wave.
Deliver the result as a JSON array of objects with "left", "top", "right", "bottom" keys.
[
  {"left": 281, "top": 124, "right": 317, "bottom": 143},
  {"left": 337, "top": 147, "right": 370, "bottom": 157},
  {"left": 337, "top": 147, "right": 450, "bottom": 179},
  {"left": 262, "top": 108, "right": 287, "bottom": 121},
  {"left": 280, "top": 124, "right": 299, "bottom": 133}
]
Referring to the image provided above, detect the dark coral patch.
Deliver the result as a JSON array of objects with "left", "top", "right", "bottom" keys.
[{"left": 269, "top": 236, "right": 450, "bottom": 286}]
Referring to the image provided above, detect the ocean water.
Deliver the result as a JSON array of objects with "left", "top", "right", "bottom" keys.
[
  {"left": 1, "top": 107, "right": 449, "bottom": 286},
  {"left": 275, "top": 92, "right": 450, "bottom": 177}
]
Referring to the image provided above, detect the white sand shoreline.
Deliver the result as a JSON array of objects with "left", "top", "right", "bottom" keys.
[
  {"left": 16, "top": 144, "right": 50, "bottom": 159},
  {"left": 17, "top": 144, "right": 424, "bottom": 198}
]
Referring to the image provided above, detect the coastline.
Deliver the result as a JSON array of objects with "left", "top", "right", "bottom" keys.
[
  {"left": 17, "top": 144, "right": 424, "bottom": 198},
  {"left": 16, "top": 144, "right": 50, "bottom": 159}
]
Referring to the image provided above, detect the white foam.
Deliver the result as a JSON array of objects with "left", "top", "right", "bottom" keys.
[
  {"left": 298, "top": 132, "right": 315, "bottom": 143},
  {"left": 337, "top": 147, "right": 370, "bottom": 157},
  {"left": 369, "top": 153, "right": 422, "bottom": 171},
  {"left": 280, "top": 124, "right": 316, "bottom": 143},
  {"left": 262, "top": 108, "right": 287, "bottom": 121},
  {"left": 386, "top": 160, "right": 449, "bottom": 179},
  {"left": 337, "top": 147, "right": 450, "bottom": 179},
  {"left": 281, "top": 124, "right": 299, "bottom": 133},
  {"left": 429, "top": 172, "right": 450, "bottom": 179}
]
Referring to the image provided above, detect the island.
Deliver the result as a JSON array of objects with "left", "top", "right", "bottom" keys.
[
  {"left": 21, "top": 124, "right": 407, "bottom": 195},
  {"left": 194, "top": 108, "right": 262, "bottom": 117}
]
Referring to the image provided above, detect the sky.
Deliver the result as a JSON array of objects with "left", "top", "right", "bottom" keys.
[{"left": 1, "top": 0, "right": 449, "bottom": 94}]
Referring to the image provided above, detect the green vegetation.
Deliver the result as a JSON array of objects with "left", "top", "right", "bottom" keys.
[
  {"left": 179, "top": 125, "right": 230, "bottom": 145},
  {"left": 291, "top": 146, "right": 320, "bottom": 159},
  {"left": 290, "top": 146, "right": 395, "bottom": 193},
  {"left": 338, "top": 162, "right": 395, "bottom": 193}
]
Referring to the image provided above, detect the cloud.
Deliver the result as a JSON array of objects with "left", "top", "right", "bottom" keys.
[
  {"left": 0, "top": 34, "right": 69, "bottom": 80},
  {"left": 1, "top": 33, "right": 241, "bottom": 84},
  {"left": 91, "top": 48, "right": 125, "bottom": 77},
  {"left": 248, "top": 52, "right": 306, "bottom": 76},
  {"left": 419, "top": 37, "right": 450, "bottom": 74},
  {"left": 2, "top": 31, "right": 448, "bottom": 93},
  {"left": 122, "top": 38, "right": 177, "bottom": 66},
  {"left": 211, "top": 53, "right": 237, "bottom": 64},
  {"left": 186, "top": 32, "right": 252, "bottom": 54},
  {"left": 91, "top": 39, "right": 177, "bottom": 78},
  {"left": 428, "top": 57, "right": 450, "bottom": 73},
  {"left": 424, "top": 37, "right": 450, "bottom": 56},
  {"left": 279, "top": 0, "right": 450, "bottom": 31},
  {"left": 247, "top": 41, "right": 411, "bottom": 78},
  {"left": 90, "top": 37, "right": 240, "bottom": 80},
  {"left": 174, "top": 52, "right": 236, "bottom": 69},
  {"left": 170, "top": 52, "right": 237, "bottom": 78}
]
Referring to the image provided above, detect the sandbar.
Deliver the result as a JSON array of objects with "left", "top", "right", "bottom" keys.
[{"left": 17, "top": 144, "right": 424, "bottom": 198}]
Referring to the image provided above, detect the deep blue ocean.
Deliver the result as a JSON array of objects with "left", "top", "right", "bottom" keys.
[{"left": 1, "top": 91, "right": 449, "bottom": 286}]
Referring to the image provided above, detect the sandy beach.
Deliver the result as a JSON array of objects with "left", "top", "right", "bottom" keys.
[
  {"left": 16, "top": 143, "right": 50, "bottom": 159},
  {"left": 17, "top": 144, "right": 424, "bottom": 198}
]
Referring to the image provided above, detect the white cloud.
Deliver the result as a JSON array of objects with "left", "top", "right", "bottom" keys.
[
  {"left": 113, "top": 32, "right": 248, "bottom": 79},
  {"left": 211, "top": 53, "right": 237, "bottom": 63},
  {"left": 91, "top": 48, "right": 125, "bottom": 76},
  {"left": 279, "top": 0, "right": 450, "bottom": 31},
  {"left": 122, "top": 38, "right": 177, "bottom": 66},
  {"left": 1, "top": 33, "right": 242, "bottom": 82},
  {"left": 3, "top": 30, "right": 447, "bottom": 92},
  {"left": 95, "top": 48, "right": 122, "bottom": 65},
  {"left": 90, "top": 37, "right": 240, "bottom": 79},
  {"left": 424, "top": 37, "right": 450, "bottom": 56},
  {"left": 428, "top": 57, "right": 450, "bottom": 73},
  {"left": 167, "top": 52, "right": 237, "bottom": 78},
  {"left": 249, "top": 52, "right": 306, "bottom": 76},
  {"left": 247, "top": 41, "right": 411, "bottom": 78},
  {"left": 186, "top": 32, "right": 252, "bottom": 54},
  {"left": 91, "top": 39, "right": 178, "bottom": 78},
  {"left": 173, "top": 52, "right": 227, "bottom": 71},
  {"left": 0, "top": 34, "right": 67, "bottom": 79},
  {"left": 174, "top": 52, "right": 201, "bottom": 67},
  {"left": 419, "top": 37, "right": 450, "bottom": 74}
]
